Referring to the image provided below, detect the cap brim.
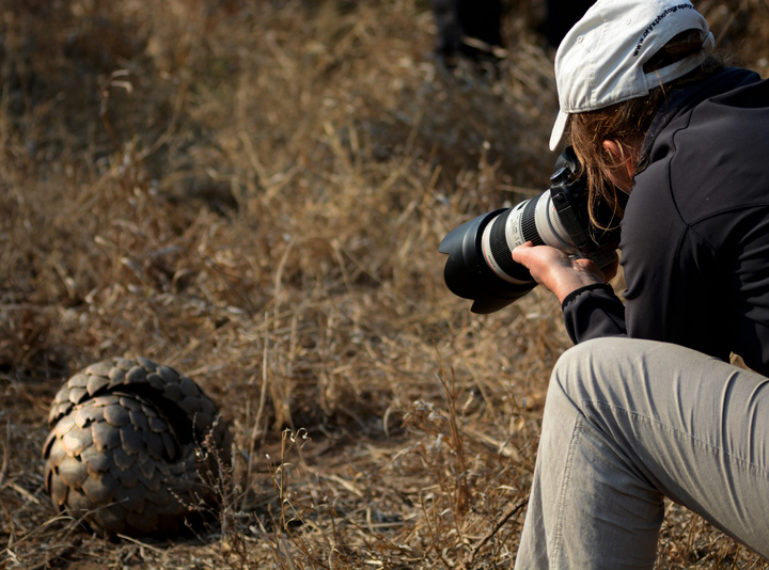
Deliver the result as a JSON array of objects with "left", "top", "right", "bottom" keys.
[{"left": 549, "top": 110, "right": 569, "bottom": 151}]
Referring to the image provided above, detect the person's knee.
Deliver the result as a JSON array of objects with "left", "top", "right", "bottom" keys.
[
  {"left": 550, "top": 337, "right": 638, "bottom": 405},
  {"left": 552, "top": 337, "right": 603, "bottom": 386}
]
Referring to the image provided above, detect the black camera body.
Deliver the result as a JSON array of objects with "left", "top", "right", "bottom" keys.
[{"left": 439, "top": 147, "right": 621, "bottom": 314}]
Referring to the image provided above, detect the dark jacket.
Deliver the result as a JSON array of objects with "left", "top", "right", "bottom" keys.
[{"left": 562, "top": 67, "right": 769, "bottom": 375}]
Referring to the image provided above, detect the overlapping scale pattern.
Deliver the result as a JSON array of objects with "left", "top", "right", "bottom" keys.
[{"left": 42, "top": 357, "right": 231, "bottom": 536}]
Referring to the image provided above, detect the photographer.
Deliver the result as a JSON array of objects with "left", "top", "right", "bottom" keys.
[{"left": 510, "top": 0, "right": 769, "bottom": 566}]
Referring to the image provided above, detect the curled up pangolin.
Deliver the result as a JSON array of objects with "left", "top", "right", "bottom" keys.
[{"left": 42, "top": 357, "right": 231, "bottom": 536}]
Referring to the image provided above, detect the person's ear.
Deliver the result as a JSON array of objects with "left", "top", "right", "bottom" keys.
[
  {"left": 601, "top": 140, "right": 635, "bottom": 191},
  {"left": 602, "top": 140, "right": 634, "bottom": 178},
  {"left": 602, "top": 140, "right": 623, "bottom": 161}
]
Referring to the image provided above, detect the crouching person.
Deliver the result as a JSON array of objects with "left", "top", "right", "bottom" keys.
[{"left": 511, "top": 0, "right": 769, "bottom": 566}]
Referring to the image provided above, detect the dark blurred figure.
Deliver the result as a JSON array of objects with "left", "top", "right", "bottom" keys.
[
  {"left": 431, "top": 0, "right": 505, "bottom": 68},
  {"left": 546, "top": 0, "right": 595, "bottom": 48},
  {"left": 431, "top": 0, "right": 594, "bottom": 69}
]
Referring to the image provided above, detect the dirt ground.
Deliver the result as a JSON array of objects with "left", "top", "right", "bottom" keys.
[{"left": 1, "top": 1, "right": 769, "bottom": 568}]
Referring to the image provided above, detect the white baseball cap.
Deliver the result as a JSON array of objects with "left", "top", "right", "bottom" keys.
[{"left": 549, "top": 0, "right": 715, "bottom": 150}]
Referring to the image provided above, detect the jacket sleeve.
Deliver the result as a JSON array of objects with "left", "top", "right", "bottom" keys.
[{"left": 561, "top": 283, "right": 627, "bottom": 344}]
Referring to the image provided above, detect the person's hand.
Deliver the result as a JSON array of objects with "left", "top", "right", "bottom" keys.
[{"left": 512, "top": 242, "right": 615, "bottom": 303}]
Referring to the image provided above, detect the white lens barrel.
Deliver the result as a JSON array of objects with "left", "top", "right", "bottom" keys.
[
  {"left": 479, "top": 190, "right": 579, "bottom": 285},
  {"left": 480, "top": 211, "right": 532, "bottom": 284},
  {"left": 532, "top": 191, "right": 578, "bottom": 255}
]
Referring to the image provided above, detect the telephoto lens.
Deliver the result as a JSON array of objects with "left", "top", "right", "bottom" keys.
[{"left": 439, "top": 147, "right": 621, "bottom": 314}]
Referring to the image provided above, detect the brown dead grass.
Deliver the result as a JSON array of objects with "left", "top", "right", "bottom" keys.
[{"left": 1, "top": 0, "right": 768, "bottom": 568}]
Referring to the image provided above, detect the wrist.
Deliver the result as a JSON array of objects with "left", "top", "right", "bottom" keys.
[
  {"left": 561, "top": 282, "right": 615, "bottom": 308},
  {"left": 551, "top": 272, "right": 605, "bottom": 304}
]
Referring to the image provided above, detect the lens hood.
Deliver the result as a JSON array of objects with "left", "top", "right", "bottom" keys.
[{"left": 439, "top": 209, "right": 536, "bottom": 314}]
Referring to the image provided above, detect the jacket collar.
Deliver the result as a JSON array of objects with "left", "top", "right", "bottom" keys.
[{"left": 638, "top": 67, "right": 761, "bottom": 170}]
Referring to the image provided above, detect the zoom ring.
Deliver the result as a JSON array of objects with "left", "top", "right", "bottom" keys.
[
  {"left": 520, "top": 198, "right": 544, "bottom": 246},
  {"left": 488, "top": 211, "right": 533, "bottom": 282}
]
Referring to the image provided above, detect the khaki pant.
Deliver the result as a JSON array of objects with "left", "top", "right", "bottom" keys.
[{"left": 515, "top": 337, "right": 769, "bottom": 568}]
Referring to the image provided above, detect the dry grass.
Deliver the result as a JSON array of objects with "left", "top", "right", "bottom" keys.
[{"left": 1, "top": 0, "right": 768, "bottom": 568}]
